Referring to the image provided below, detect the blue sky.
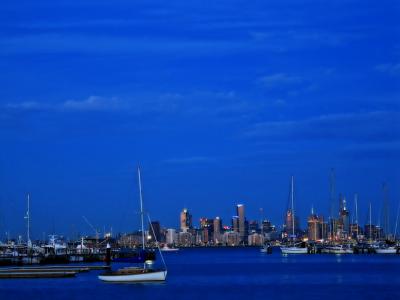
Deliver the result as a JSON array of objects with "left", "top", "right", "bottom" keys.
[{"left": 0, "top": 0, "right": 399, "bottom": 239}]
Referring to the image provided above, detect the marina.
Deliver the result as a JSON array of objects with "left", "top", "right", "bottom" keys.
[{"left": 1, "top": 248, "right": 399, "bottom": 299}]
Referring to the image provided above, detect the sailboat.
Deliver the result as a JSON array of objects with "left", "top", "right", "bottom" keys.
[
  {"left": 280, "top": 176, "right": 308, "bottom": 255},
  {"left": 98, "top": 166, "right": 167, "bottom": 282}
]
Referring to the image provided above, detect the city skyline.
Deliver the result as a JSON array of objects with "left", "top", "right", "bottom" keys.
[{"left": 0, "top": 0, "right": 399, "bottom": 238}]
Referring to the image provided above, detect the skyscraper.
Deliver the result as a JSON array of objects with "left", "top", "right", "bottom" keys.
[
  {"left": 180, "top": 208, "right": 192, "bottom": 232},
  {"left": 237, "top": 204, "right": 247, "bottom": 244},
  {"left": 307, "top": 208, "right": 324, "bottom": 241},
  {"left": 200, "top": 218, "right": 214, "bottom": 245},
  {"left": 232, "top": 216, "right": 239, "bottom": 233},
  {"left": 213, "top": 217, "right": 222, "bottom": 244},
  {"left": 338, "top": 196, "right": 350, "bottom": 239}
]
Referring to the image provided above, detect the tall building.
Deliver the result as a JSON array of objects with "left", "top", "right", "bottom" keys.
[
  {"left": 307, "top": 208, "right": 324, "bottom": 241},
  {"left": 337, "top": 196, "right": 350, "bottom": 239},
  {"left": 166, "top": 229, "right": 177, "bottom": 245},
  {"left": 284, "top": 210, "right": 300, "bottom": 237},
  {"left": 237, "top": 204, "right": 247, "bottom": 244},
  {"left": 180, "top": 208, "right": 192, "bottom": 232},
  {"left": 248, "top": 220, "right": 259, "bottom": 233},
  {"left": 261, "top": 220, "right": 273, "bottom": 233},
  {"left": 148, "top": 221, "right": 161, "bottom": 242},
  {"left": 199, "top": 218, "right": 214, "bottom": 245},
  {"left": 213, "top": 217, "right": 222, "bottom": 244},
  {"left": 232, "top": 216, "right": 239, "bottom": 233}
]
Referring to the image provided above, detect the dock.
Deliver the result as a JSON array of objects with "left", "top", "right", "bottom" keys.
[{"left": 0, "top": 265, "right": 110, "bottom": 279}]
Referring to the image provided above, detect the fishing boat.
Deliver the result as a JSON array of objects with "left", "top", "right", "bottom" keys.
[
  {"left": 98, "top": 166, "right": 167, "bottom": 282},
  {"left": 280, "top": 176, "right": 308, "bottom": 255}
]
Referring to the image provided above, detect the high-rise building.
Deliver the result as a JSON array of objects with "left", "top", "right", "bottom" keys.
[
  {"left": 148, "top": 221, "right": 161, "bottom": 242},
  {"left": 284, "top": 210, "right": 300, "bottom": 237},
  {"left": 232, "top": 216, "right": 239, "bottom": 233},
  {"left": 180, "top": 208, "right": 192, "bottom": 232},
  {"left": 213, "top": 217, "right": 222, "bottom": 244},
  {"left": 166, "top": 228, "right": 177, "bottom": 245},
  {"left": 338, "top": 196, "right": 350, "bottom": 239},
  {"left": 200, "top": 218, "right": 214, "bottom": 245},
  {"left": 261, "top": 220, "right": 273, "bottom": 233},
  {"left": 307, "top": 208, "right": 324, "bottom": 241},
  {"left": 237, "top": 204, "right": 247, "bottom": 243},
  {"left": 248, "top": 220, "right": 259, "bottom": 233}
]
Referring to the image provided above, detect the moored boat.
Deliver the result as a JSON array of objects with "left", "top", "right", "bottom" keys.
[
  {"left": 98, "top": 166, "right": 167, "bottom": 283},
  {"left": 375, "top": 246, "right": 397, "bottom": 254},
  {"left": 160, "top": 245, "right": 179, "bottom": 252}
]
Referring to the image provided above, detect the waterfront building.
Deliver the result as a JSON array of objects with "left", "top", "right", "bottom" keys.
[
  {"left": 200, "top": 218, "right": 214, "bottom": 245},
  {"left": 178, "top": 231, "right": 193, "bottom": 247},
  {"left": 261, "top": 220, "right": 274, "bottom": 233},
  {"left": 307, "top": 208, "right": 324, "bottom": 241},
  {"left": 364, "top": 224, "right": 384, "bottom": 241},
  {"left": 213, "top": 217, "right": 222, "bottom": 244},
  {"left": 180, "top": 208, "right": 193, "bottom": 232},
  {"left": 328, "top": 218, "right": 339, "bottom": 241},
  {"left": 337, "top": 196, "right": 350, "bottom": 239},
  {"left": 166, "top": 229, "right": 177, "bottom": 245},
  {"left": 237, "top": 204, "right": 247, "bottom": 244},
  {"left": 248, "top": 220, "right": 259, "bottom": 233},
  {"left": 223, "top": 231, "right": 240, "bottom": 246},
  {"left": 232, "top": 216, "right": 239, "bottom": 233},
  {"left": 284, "top": 209, "right": 300, "bottom": 237},
  {"left": 248, "top": 232, "right": 264, "bottom": 246},
  {"left": 350, "top": 224, "right": 363, "bottom": 240}
]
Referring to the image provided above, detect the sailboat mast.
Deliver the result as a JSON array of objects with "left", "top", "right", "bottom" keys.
[
  {"left": 291, "top": 175, "right": 295, "bottom": 238},
  {"left": 355, "top": 193, "right": 359, "bottom": 236},
  {"left": 26, "top": 193, "right": 31, "bottom": 247},
  {"left": 138, "top": 166, "right": 145, "bottom": 250},
  {"left": 394, "top": 203, "right": 400, "bottom": 240},
  {"left": 369, "top": 202, "right": 372, "bottom": 243}
]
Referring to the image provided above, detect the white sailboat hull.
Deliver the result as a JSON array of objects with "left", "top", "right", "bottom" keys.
[
  {"left": 98, "top": 270, "right": 167, "bottom": 282},
  {"left": 376, "top": 248, "right": 397, "bottom": 254},
  {"left": 281, "top": 247, "right": 308, "bottom": 254}
]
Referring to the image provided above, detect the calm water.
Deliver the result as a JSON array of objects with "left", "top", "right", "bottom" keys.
[{"left": 1, "top": 248, "right": 400, "bottom": 299}]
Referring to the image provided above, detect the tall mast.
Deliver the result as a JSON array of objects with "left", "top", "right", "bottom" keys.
[
  {"left": 137, "top": 166, "right": 145, "bottom": 250},
  {"left": 394, "top": 203, "right": 400, "bottom": 240},
  {"left": 354, "top": 193, "right": 359, "bottom": 236},
  {"left": 25, "top": 193, "right": 31, "bottom": 247},
  {"left": 291, "top": 175, "right": 295, "bottom": 237},
  {"left": 369, "top": 202, "right": 372, "bottom": 243}
]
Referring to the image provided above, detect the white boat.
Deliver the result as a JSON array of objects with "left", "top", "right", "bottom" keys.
[
  {"left": 281, "top": 246, "right": 308, "bottom": 254},
  {"left": 99, "top": 269, "right": 167, "bottom": 282},
  {"left": 376, "top": 247, "right": 397, "bottom": 254},
  {"left": 280, "top": 176, "right": 308, "bottom": 255},
  {"left": 160, "top": 245, "right": 179, "bottom": 252},
  {"left": 324, "top": 245, "right": 353, "bottom": 254},
  {"left": 99, "top": 167, "right": 167, "bottom": 283}
]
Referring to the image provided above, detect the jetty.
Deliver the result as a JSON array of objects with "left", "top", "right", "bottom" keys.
[{"left": 0, "top": 265, "right": 110, "bottom": 279}]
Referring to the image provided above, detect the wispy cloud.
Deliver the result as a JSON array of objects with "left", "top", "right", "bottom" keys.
[
  {"left": 2, "top": 91, "right": 258, "bottom": 118},
  {"left": 259, "top": 73, "right": 303, "bottom": 89},
  {"left": 244, "top": 110, "right": 400, "bottom": 143},
  {"left": 62, "top": 96, "right": 123, "bottom": 111},
  {"left": 4, "top": 96, "right": 123, "bottom": 112}
]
